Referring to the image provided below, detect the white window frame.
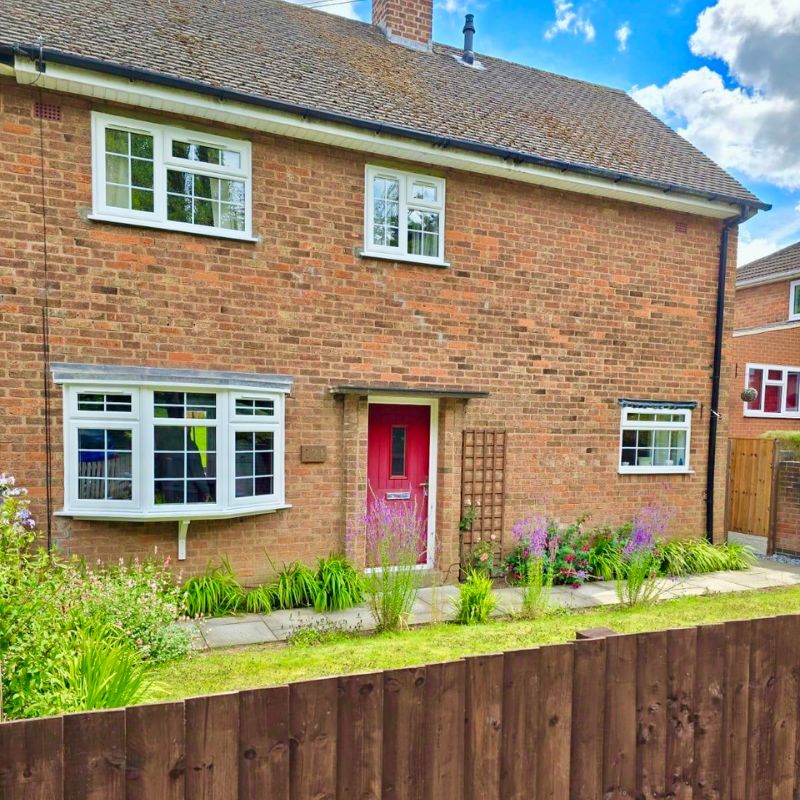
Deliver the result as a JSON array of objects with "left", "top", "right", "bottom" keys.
[
  {"left": 743, "top": 363, "right": 800, "bottom": 418},
  {"left": 790, "top": 281, "right": 800, "bottom": 321},
  {"left": 90, "top": 112, "right": 254, "bottom": 241},
  {"left": 618, "top": 406, "right": 692, "bottom": 475},
  {"left": 363, "top": 165, "right": 446, "bottom": 266},
  {"left": 60, "top": 383, "right": 287, "bottom": 520}
]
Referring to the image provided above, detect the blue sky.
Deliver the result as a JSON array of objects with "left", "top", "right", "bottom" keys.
[{"left": 327, "top": 0, "right": 800, "bottom": 266}]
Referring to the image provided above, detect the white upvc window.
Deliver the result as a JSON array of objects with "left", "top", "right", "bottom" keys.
[
  {"left": 91, "top": 112, "right": 253, "bottom": 240},
  {"left": 790, "top": 281, "right": 800, "bottom": 321},
  {"left": 61, "top": 384, "right": 286, "bottom": 520},
  {"left": 363, "top": 165, "right": 446, "bottom": 265},
  {"left": 744, "top": 363, "right": 800, "bottom": 417},
  {"left": 619, "top": 407, "right": 692, "bottom": 474}
]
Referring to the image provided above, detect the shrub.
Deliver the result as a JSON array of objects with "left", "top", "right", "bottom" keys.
[
  {"left": 353, "top": 498, "right": 423, "bottom": 632},
  {"left": 273, "top": 561, "right": 319, "bottom": 610},
  {"left": 453, "top": 570, "right": 497, "bottom": 624},
  {"left": 511, "top": 512, "right": 562, "bottom": 617},
  {"left": 0, "top": 474, "right": 187, "bottom": 719},
  {"left": 467, "top": 538, "right": 497, "bottom": 576},
  {"left": 181, "top": 559, "right": 246, "bottom": 617},
  {"left": 244, "top": 583, "right": 278, "bottom": 614},
  {"left": 659, "top": 538, "right": 755, "bottom": 576},
  {"left": 313, "top": 554, "right": 364, "bottom": 612},
  {"left": 617, "top": 506, "right": 665, "bottom": 607},
  {"left": 587, "top": 527, "right": 628, "bottom": 580},
  {"left": 54, "top": 627, "right": 151, "bottom": 712}
]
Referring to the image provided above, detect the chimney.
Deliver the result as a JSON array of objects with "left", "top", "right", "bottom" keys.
[
  {"left": 372, "top": 0, "right": 433, "bottom": 51},
  {"left": 462, "top": 14, "right": 475, "bottom": 64}
]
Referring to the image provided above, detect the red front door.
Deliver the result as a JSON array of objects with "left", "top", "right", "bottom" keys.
[{"left": 367, "top": 404, "right": 430, "bottom": 564}]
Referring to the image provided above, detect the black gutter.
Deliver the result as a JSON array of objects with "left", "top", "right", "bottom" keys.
[
  {"left": 4, "top": 43, "right": 771, "bottom": 215},
  {"left": 706, "top": 210, "right": 747, "bottom": 542}
]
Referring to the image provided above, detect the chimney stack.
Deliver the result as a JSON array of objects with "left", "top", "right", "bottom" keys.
[
  {"left": 372, "top": 0, "right": 433, "bottom": 51},
  {"left": 462, "top": 14, "right": 475, "bottom": 64}
]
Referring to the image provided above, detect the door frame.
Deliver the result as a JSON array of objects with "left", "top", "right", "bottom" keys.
[{"left": 367, "top": 395, "right": 438, "bottom": 570}]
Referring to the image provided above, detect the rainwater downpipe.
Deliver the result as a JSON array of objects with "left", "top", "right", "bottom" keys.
[{"left": 705, "top": 207, "right": 749, "bottom": 542}]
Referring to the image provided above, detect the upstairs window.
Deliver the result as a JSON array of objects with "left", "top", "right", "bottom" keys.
[
  {"left": 91, "top": 113, "right": 252, "bottom": 240},
  {"left": 745, "top": 364, "right": 800, "bottom": 417},
  {"left": 364, "top": 166, "right": 446, "bottom": 265},
  {"left": 619, "top": 405, "right": 692, "bottom": 474},
  {"left": 791, "top": 281, "right": 800, "bottom": 321}
]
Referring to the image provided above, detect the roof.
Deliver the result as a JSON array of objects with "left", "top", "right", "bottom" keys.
[
  {"left": 0, "top": 0, "right": 765, "bottom": 210},
  {"left": 737, "top": 241, "right": 800, "bottom": 286}
]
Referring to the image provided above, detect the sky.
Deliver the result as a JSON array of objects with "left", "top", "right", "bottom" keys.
[{"left": 297, "top": 0, "right": 800, "bottom": 267}]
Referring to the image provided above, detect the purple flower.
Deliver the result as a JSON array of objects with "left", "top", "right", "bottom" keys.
[{"left": 623, "top": 505, "right": 668, "bottom": 558}]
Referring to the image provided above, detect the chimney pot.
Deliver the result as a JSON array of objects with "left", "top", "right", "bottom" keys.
[{"left": 372, "top": 0, "right": 433, "bottom": 50}]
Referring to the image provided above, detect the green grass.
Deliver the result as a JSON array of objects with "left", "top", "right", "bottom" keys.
[{"left": 146, "top": 584, "right": 800, "bottom": 702}]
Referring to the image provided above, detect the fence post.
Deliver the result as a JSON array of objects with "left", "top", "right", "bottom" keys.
[{"left": 768, "top": 439, "right": 780, "bottom": 554}]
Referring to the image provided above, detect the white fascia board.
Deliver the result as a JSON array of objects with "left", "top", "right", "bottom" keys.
[
  {"left": 736, "top": 270, "right": 800, "bottom": 289},
  {"left": 14, "top": 58, "right": 741, "bottom": 220},
  {"left": 732, "top": 319, "right": 800, "bottom": 338}
]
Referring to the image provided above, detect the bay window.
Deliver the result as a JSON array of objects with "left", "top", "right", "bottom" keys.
[
  {"left": 363, "top": 165, "right": 446, "bottom": 265},
  {"left": 91, "top": 112, "right": 252, "bottom": 240},
  {"left": 55, "top": 366, "right": 291, "bottom": 519},
  {"left": 618, "top": 402, "right": 693, "bottom": 474},
  {"left": 744, "top": 364, "right": 800, "bottom": 417}
]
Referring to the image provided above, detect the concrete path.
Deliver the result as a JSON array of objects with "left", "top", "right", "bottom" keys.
[{"left": 184, "top": 560, "right": 800, "bottom": 650}]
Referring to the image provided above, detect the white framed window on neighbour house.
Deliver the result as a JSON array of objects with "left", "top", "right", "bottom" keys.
[
  {"left": 744, "top": 364, "right": 800, "bottom": 418},
  {"left": 619, "top": 405, "right": 693, "bottom": 474},
  {"left": 363, "top": 165, "right": 446, "bottom": 265},
  {"left": 90, "top": 112, "right": 253, "bottom": 240},
  {"left": 58, "top": 376, "right": 288, "bottom": 520},
  {"left": 790, "top": 280, "right": 800, "bottom": 321}
]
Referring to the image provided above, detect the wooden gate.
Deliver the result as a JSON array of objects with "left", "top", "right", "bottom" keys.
[{"left": 726, "top": 437, "right": 779, "bottom": 542}]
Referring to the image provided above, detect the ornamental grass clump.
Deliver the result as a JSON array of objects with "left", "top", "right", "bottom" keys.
[
  {"left": 352, "top": 498, "right": 423, "bottom": 632},
  {"left": 617, "top": 505, "right": 666, "bottom": 607},
  {"left": 512, "top": 512, "right": 562, "bottom": 618},
  {"left": 453, "top": 570, "right": 497, "bottom": 625}
]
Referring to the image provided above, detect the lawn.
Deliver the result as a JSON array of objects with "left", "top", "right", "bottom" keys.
[{"left": 146, "top": 584, "right": 800, "bottom": 702}]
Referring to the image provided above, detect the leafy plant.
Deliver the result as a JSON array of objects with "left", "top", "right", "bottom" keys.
[
  {"left": 467, "top": 538, "right": 496, "bottom": 576},
  {"left": 55, "top": 627, "right": 150, "bottom": 712},
  {"left": 181, "top": 559, "right": 246, "bottom": 617},
  {"left": 587, "top": 527, "right": 628, "bottom": 581},
  {"left": 313, "top": 554, "right": 364, "bottom": 612},
  {"left": 459, "top": 505, "right": 476, "bottom": 532},
  {"left": 658, "top": 538, "right": 755, "bottom": 577},
  {"left": 512, "top": 512, "right": 561, "bottom": 618},
  {"left": 354, "top": 498, "right": 422, "bottom": 632},
  {"left": 453, "top": 570, "right": 497, "bottom": 624},
  {"left": 244, "top": 583, "right": 278, "bottom": 614},
  {"left": 274, "top": 561, "right": 319, "bottom": 610},
  {"left": 617, "top": 507, "right": 665, "bottom": 607}
]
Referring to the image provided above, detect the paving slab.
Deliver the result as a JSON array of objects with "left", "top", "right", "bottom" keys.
[
  {"left": 573, "top": 582, "right": 620, "bottom": 607},
  {"left": 201, "top": 619, "right": 278, "bottom": 648}
]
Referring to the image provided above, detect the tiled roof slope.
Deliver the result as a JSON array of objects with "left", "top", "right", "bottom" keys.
[
  {"left": 738, "top": 242, "right": 800, "bottom": 285},
  {"left": 0, "top": 0, "right": 763, "bottom": 208}
]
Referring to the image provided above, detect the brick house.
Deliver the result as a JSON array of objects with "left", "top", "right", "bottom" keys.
[
  {"left": 729, "top": 242, "right": 800, "bottom": 438},
  {"left": 0, "top": 0, "right": 767, "bottom": 582}
]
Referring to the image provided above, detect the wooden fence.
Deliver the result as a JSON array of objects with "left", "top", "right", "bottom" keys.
[
  {"left": 3, "top": 614, "right": 800, "bottom": 798},
  {"left": 727, "top": 437, "right": 779, "bottom": 542}
]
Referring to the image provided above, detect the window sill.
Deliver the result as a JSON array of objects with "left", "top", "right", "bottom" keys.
[
  {"left": 55, "top": 504, "right": 291, "bottom": 522},
  {"left": 744, "top": 411, "right": 800, "bottom": 419},
  {"left": 88, "top": 214, "right": 259, "bottom": 243},
  {"left": 359, "top": 250, "right": 450, "bottom": 268},
  {"left": 618, "top": 468, "right": 694, "bottom": 476}
]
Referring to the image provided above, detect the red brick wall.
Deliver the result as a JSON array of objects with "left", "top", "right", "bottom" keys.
[
  {"left": 735, "top": 281, "right": 794, "bottom": 329},
  {"left": 775, "top": 461, "right": 800, "bottom": 554},
  {"left": 0, "top": 80, "right": 735, "bottom": 582},
  {"left": 372, "top": 0, "right": 432, "bottom": 45},
  {"left": 728, "top": 282, "right": 800, "bottom": 437}
]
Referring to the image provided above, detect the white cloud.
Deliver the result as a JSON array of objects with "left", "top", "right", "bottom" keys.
[
  {"left": 544, "top": 1, "right": 595, "bottom": 43},
  {"left": 287, "top": 0, "right": 362, "bottom": 20},
  {"left": 615, "top": 21, "right": 631, "bottom": 52},
  {"left": 738, "top": 201, "right": 800, "bottom": 265},
  {"left": 738, "top": 235, "right": 785, "bottom": 265},
  {"left": 630, "top": 0, "right": 800, "bottom": 190}
]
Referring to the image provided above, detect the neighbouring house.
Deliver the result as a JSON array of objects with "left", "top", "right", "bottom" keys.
[
  {"left": 0, "top": 0, "right": 767, "bottom": 582},
  {"left": 729, "top": 242, "right": 800, "bottom": 437}
]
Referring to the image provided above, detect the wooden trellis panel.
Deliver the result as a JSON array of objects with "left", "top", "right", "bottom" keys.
[{"left": 460, "top": 429, "right": 506, "bottom": 568}]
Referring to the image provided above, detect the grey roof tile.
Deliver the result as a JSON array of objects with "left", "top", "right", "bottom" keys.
[
  {"left": 0, "top": 0, "right": 763, "bottom": 207},
  {"left": 738, "top": 241, "right": 800, "bottom": 284}
]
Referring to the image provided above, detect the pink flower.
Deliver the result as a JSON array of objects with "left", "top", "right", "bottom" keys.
[{"left": 479, "top": 552, "right": 489, "bottom": 562}]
